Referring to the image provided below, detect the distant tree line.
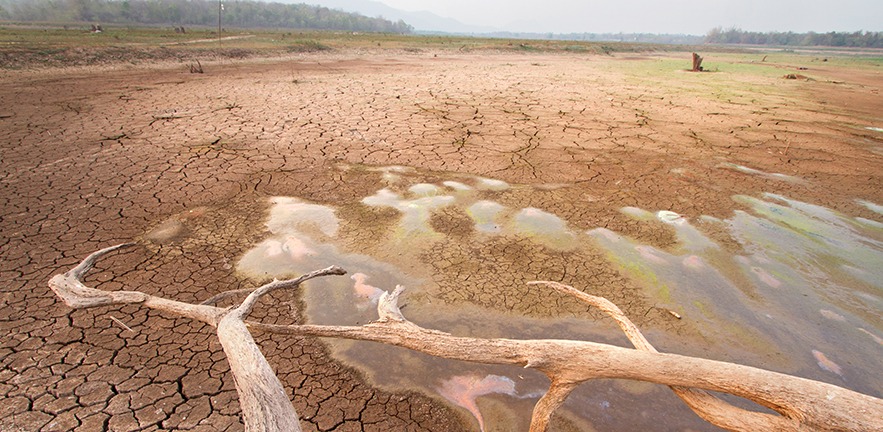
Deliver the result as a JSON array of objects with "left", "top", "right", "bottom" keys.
[
  {"left": 0, "top": 0, "right": 413, "bottom": 33},
  {"left": 474, "top": 32, "right": 704, "bottom": 45},
  {"left": 705, "top": 27, "right": 882, "bottom": 48}
]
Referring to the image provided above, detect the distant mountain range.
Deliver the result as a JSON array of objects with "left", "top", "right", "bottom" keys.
[
  {"left": 278, "top": 0, "right": 496, "bottom": 33},
  {"left": 272, "top": 1, "right": 701, "bottom": 44}
]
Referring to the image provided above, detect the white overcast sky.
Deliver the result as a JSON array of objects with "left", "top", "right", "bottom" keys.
[{"left": 374, "top": 0, "right": 881, "bottom": 34}]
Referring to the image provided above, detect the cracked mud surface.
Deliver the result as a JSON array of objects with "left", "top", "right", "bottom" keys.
[{"left": 1, "top": 51, "right": 881, "bottom": 431}]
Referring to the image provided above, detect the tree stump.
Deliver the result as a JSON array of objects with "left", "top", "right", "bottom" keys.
[{"left": 692, "top": 52, "right": 703, "bottom": 72}]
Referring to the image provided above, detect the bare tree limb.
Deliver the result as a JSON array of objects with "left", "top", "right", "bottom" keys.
[
  {"left": 201, "top": 288, "right": 253, "bottom": 306},
  {"left": 529, "top": 380, "right": 579, "bottom": 432},
  {"left": 48, "top": 244, "right": 347, "bottom": 432},
  {"left": 218, "top": 265, "right": 347, "bottom": 431},
  {"left": 529, "top": 281, "right": 797, "bottom": 431},
  {"left": 230, "top": 266, "right": 346, "bottom": 320},
  {"left": 49, "top": 245, "right": 883, "bottom": 432},
  {"left": 250, "top": 286, "right": 883, "bottom": 432},
  {"left": 200, "top": 267, "right": 345, "bottom": 309},
  {"left": 377, "top": 285, "right": 408, "bottom": 322},
  {"left": 49, "top": 243, "right": 227, "bottom": 326},
  {"left": 217, "top": 311, "right": 303, "bottom": 431}
]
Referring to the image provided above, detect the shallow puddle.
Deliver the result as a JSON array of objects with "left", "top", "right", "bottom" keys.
[
  {"left": 466, "top": 200, "right": 505, "bottom": 233},
  {"left": 236, "top": 167, "right": 882, "bottom": 431},
  {"left": 512, "top": 207, "right": 577, "bottom": 250},
  {"left": 717, "top": 162, "right": 803, "bottom": 183},
  {"left": 600, "top": 193, "right": 883, "bottom": 395},
  {"left": 857, "top": 199, "right": 883, "bottom": 216},
  {"left": 362, "top": 188, "right": 457, "bottom": 239}
]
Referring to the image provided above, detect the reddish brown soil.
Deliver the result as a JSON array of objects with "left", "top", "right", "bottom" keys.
[{"left": 0, "top": 51, "right": 881, "bottom": 431}]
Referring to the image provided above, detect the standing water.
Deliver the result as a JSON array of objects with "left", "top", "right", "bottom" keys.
[{"left": 236, "top": 168, "right": 882, "bottom": 431}]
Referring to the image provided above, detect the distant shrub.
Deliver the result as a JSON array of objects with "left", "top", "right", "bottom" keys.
[
  {"left": 220, "top": 48, "right": 254, "bottom": 59},
  {"left": 286, "top": 39, "right": 331, "bottom": 53}
]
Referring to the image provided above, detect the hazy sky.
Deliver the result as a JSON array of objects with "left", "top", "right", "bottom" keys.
[{"left": 374, "top": 0, "right": 881, "bottom": 34}]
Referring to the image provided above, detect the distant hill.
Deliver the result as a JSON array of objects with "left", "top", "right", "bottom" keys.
[
  {"left": 281, "top": 1, "right": 702, "bottom": 45},
  {"left": 289, "top": 0, "right": 496, "bottom": 33},
  {"left": 0, "top": 0, "right": 413, "bottom": 33}
]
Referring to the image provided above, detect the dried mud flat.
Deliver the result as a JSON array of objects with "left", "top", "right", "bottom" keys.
[{"left": 1, "top": 51, "right": 882, "bottom": 431}]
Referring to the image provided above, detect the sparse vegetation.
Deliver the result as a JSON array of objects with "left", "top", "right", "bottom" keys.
[
  {"left": 0, "top": 25, "right": 679, "bottom": 70},
  {"left": 706, "top": 27, "right": 883, "bottom": 48},
  {"left": 0, "top": 0, "right": 413, "bottom": 33},
  {"left": 285, "top": 39, "right": 331, "bottom": 53}
]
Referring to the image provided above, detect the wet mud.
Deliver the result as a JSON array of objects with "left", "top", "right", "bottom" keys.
[{"left": 1, "top": 52, "right": 881, "bottom": 431}]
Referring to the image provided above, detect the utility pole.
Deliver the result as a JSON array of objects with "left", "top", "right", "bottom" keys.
[{"left": 218, "top": 1, "right": 222, "bottom": 47}]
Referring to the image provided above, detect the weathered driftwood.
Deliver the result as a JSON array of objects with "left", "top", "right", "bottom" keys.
[
  {"left": 49, "top": 243, "right": 345, "bottom": 432},
  {"left": 49, "top": 244, "right": 883, "bottom": 432}
]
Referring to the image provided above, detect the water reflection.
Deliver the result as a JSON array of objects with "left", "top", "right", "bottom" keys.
[
  {"left": 811, "top": 350, "right": 843, "bottom": 377},
  {"left": 857, "top": 199, "right": 883, "bottom": 215},
  {"left": 267, "top": 197, "right": 339, "bottom": 237},
  {"left": 718, "top": 162, "right": 804, "bottom": 183},
  {"left": 467, "top": 200, "right": 505, "bottom": 234},
  {"left": 512, "top": 207, "right": 577, "bottom": 250},
  {"left": 236, "top": 174, "right": 883, "bottom": 430},
  {"left": 351, "top": 273, "right": 384, "bottom": 308},
  {"left": 437, "top": 374, "right": 517, "bottom": 432},
  {"left": 360, "top": 177, "right": 576, "bottom": 249},
  {"left": 598, "top": 194, "right": 883, "bottom": 390},
  {"left": 443, "top": 180, "right": 473, "bottom": 191},
  {"left": 475, "top": 177, "right": 510, "bottom": 191},
  {"left": 362, "top": 188, "right": 456, "bottom": 237}
]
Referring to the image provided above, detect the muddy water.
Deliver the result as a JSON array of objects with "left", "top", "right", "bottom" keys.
[
  {"left": 237, "top": 167, "right": 882, "bottom": 431},
  {"left": 593, "top": 198, "right": 883, "bottom": 389}
]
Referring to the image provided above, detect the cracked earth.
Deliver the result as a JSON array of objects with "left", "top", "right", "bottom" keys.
[{"left": 1, "top": 51, "right": 881, "bottom": 431}]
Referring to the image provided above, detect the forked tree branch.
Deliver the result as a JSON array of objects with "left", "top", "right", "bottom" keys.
[
  {"left": 230, "top": 265, "right": 347, "bottom": 320},
  {"left": 249, "top": 316, "right": 882, "bottom": 431},
  {"left": 528, "top": 281, "right": 797, "bottom": 431},
  {"left": 218, "top": 265, "right": 345, "bottom": 431},
  {"left": 49, "top": 243, "right": 227, "bottom": 326},
  {"left": 49, "top": 244, "right": 883, "bottom": 432},
  {"left": 49, "top": 244, "right": 346, "bottom": 432}
]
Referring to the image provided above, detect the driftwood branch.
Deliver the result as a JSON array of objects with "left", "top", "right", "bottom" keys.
[
  {"left": 49, "top": 244, "right": 346, "bottom": 432},
  {"left": 49, "top": 243, "right": 226, "bottom": 326},
  {"left": 49, "top": 245, "right": 883, "bottom": 432},
  {"left": 528, "top": 281, "right": 796, "bottom": 431},
  {"left": 251, "top": 315, "right": 882, "bottom": 431},
  {"left": 530, "top": 380, "right": 579, "bottom": 431}
]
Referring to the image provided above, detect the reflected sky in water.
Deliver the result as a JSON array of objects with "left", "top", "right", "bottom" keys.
[
  {"left": 237, "top": 173, "right": 882, "bottom": 431},
  {"left": 592, "top": 194, "right": 883, "bottom": 397}
]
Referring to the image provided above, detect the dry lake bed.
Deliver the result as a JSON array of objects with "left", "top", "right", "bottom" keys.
[{"left": 1, "top": 46, "right": 882, "bottom": 431}]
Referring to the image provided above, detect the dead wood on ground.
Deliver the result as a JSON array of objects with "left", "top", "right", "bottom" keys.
[{"left": 49, "top": 244, "right": 883, "bottom": 432}]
